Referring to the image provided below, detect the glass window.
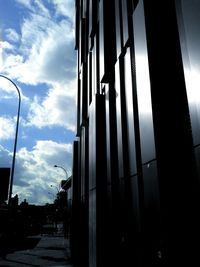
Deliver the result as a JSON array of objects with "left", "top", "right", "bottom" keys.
[
  {"left": 176, "top": 0, "right": 200, "bottom": 145},
  {"left": 133, "top": 0, "right": 156, "bottom": 163}
]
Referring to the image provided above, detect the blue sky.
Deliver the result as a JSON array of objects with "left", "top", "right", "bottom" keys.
[{"left": 0, "top": 0, "right": 77, "bottom": 205}]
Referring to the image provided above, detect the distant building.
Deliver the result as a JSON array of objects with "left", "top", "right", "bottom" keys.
[
  {"left": 0, "top": 168, "right": 10, "bottom": 203},
  {"left": 72, "top": 1, "right": 200, "bottom": 267}
]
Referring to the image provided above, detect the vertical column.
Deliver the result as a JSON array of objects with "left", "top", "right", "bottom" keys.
[
  {"left": 176, "top": 0, "right": 200, "bottom": 183},
  {"left": 133, "top": 2, "right": 160, "bottom": 265},
  {"left": 88, "top": 94, "right": 106, "bottom": 267},
  {"left": 71, "top": 140, "right": 81, "bottom": 265},
  {"left": 143, "top": 0, "right": 200, "bottom": 265},
  {"left": 80, "top": 126, "right": 89, "bottom": 267}
]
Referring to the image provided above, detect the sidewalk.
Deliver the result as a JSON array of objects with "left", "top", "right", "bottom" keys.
[{"left": 0, "top": 234, "right": 73, "bottom": 267}]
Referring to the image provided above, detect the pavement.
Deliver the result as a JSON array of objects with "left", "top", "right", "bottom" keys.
[{"left": 0, "top": 232, "right": 73, "bottom": 267}]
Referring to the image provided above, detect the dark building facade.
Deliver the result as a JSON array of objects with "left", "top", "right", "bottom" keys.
[
  {"left": 71, "top": 0, "right": 200, "bottom": 266},
  {"left": 0, "top": 168, "right": 10, "bottom": 203}
]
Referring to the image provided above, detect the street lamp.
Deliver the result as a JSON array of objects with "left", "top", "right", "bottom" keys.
[
  {"left": 54, "top": 165, "right": 68, "bottom": 180},
  {"left": 0, "top": 74, "right": 21, "bottom": 206},
  {"left": 54, "top": 165, "right": 69, "bottom": 192},
  {"left": 50, "top": 184, "right": 60, "bottom": 194}
]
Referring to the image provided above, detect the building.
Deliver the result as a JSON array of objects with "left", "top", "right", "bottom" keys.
[
  {"left": 0, "top": 168, "right": 10, "bottom": 203},
  {"left": 71, "top": 1, "right": 200, "bottom": 266}
]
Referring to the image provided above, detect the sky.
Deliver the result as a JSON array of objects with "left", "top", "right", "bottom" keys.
[{"left": 0, "top": 0, "right": 77, "bottom": 205}]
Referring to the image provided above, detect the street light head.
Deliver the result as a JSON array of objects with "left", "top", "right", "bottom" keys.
[{"left": 53, "top": 164, "right": 68, "bottom": 181}]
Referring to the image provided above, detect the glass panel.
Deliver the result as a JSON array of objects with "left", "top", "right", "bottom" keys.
[
  {"left": 88, "top": 52, "right": 92, "bottom": 106},
  {"left": 176, "top": 0, "right": 200, "bottom": 145},
  {"left": 124, "top": 48, "right": 137, "bottom": 176},
  {"left": 99, "top": 0, "right": 105, "bottom": 82},
  {"left": 89, "top": 98, "right": 96, "bottom": 190},
  {"left": 92, "top": 37, "right": 97, "bottom": 96},
  {"left": 121, "top": 0, "right": 129, "bottom": 47},
  {"left": 133, "top": 0, "right": 156, "bottom": 163},
  {"left": 89, "top": 189, "right": 96, "bottom": 267},
  {"left": 81, "top": 127, "right": 86, "bottom": 198},
  {"left": 115, "top": 59, "right": 124, "bottom": 178},
  {"left": 142, "top": 160, "right": 160, "bottom": 234},
  {"left": 129, "top": 175, "right": 141, "bottom": 233},
  {"left": 115, "top": 0, "right": 122, "bottom": 59},
  {"left": 105, "top": 84, "right": 112, "bottom": 185}
]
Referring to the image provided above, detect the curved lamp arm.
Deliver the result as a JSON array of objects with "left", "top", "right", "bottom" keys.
[
  {"left": 0, "top": 74, "right": 21, "bottom": 205},
  {"left": 54, "top": 164, "right": 68, "bottom": 179}
]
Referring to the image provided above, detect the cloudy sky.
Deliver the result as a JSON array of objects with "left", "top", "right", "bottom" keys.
[{"left": 0, "top": 0, "right": 77, "bottom": 205}]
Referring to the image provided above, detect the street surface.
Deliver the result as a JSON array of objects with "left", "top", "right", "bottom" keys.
[{"left": 0, "top": 234, "right": 73, "bottom": 267}]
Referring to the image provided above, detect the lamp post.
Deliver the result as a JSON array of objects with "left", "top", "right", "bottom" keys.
[
  {"left": 0, "top": 74, "right": 21, "bottom": 206},
  {"left": 50, "top": 184, "right": 60, "bottom": 194},
  {"left": 54, "top": 165, "right": 68, "bottom": 180}
]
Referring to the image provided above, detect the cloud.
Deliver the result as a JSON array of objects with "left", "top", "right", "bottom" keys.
[
  {"left": 52, "top": 0, "right": 75, "bottom": 21},
  {"left": 5, "top": 29, "right": 20, "bottom": 43},
  {"left": 0, "top": 140, "right": 73, "bottom": 204},
  {"left": 0, "top": 0, "right": 76, "bottom": 205},
  {"left": 34, "top": 0, "right": 51, "bottom": 18},
  {"left": 0, "top": 76, "right": 29, "bottom": 104},
  {"left": 0, "top": 47, "right": 2, "bottom": 71},
  {"left": 0, "top": 145, "right": 12, "bottom": 167},
  {"left": 1, "top": 0, "right": 77, "bottom": 131},
  {"left": 0, "top": 41, "right": 15, "bottom": 51},
  {"left": 26, "top": 80, "right": 77, "bottom": 131},
  {"left": 15, "top": 0, "right": 50, "bottom": 17},
  {"left": 4, "top": 1, "right": 76, "bottom": 87},
  {"left": 0, "top": 116, "right": 16, "bottom": 140},
  {"left": 16, "top": 140, "right": 72, "bottom": 204},
  {"left": 15, "top": 0, "right": 33, "bottom": 10}
]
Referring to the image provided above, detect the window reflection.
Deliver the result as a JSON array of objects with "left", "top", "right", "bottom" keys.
[
  {"left": 135, "top": 54, "right": 152, "bottom": 115},
  {"left": 176, "top": 0, "right": 200, "bottom": 145},
  {"left": 134, "top": 0, "right": 152, "bottom": 115},
  {"left": 133, "top": 0, "right": 155, "bottom": 163},
  {"left": 124, "top": 48, "right": 137, "bottom": 176}
]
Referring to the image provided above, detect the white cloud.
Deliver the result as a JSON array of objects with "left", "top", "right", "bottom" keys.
[
  {"left": 26, "top": 80, "right": 77, "bottom": 131},
  {"left": 2, "top": 0, "right": 77, "bottom": 132},
  {"left": 0, "top": 53, "right": 2, "bottom": 71},
  {"left": 5, "top": 28, "right": 20, "bottom": 43},
  {"left": 15, "top": 0, "right": 33, "bottom": 10},
  {"left": 0, "top": 0, "right": 77, "bottom": 204},
  {"left": 0, "top": 116, "right": 16, "bottom": 140},
  {"left": 52, "top": 0, "right": 75, "bottom": 22},
  {"left": 3, "top": 13, "right": 76, "bottom": 87},
  {"left": 16, "top": 140, "right": 72, "bottom": 204},
  {"left": 0, "top": 46, "right": 2, "bottom": 71},
  {"left": 34, "top": 0, "right": 51, "bottom": 18},
  {"left": 1, "top": 41, "right": 15, "bottom": 51},
  {"left": 0, "top": 140, "right": 73, "bottom": 204},
  {"left": 0, "top": 76, "right": 29, "bottom": 103},
  {"left": 0, "top": 145, "right": 12, "bottom": 167},
  {"left": 15, "top": 0, "right": 50, "bottom": 17}
]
